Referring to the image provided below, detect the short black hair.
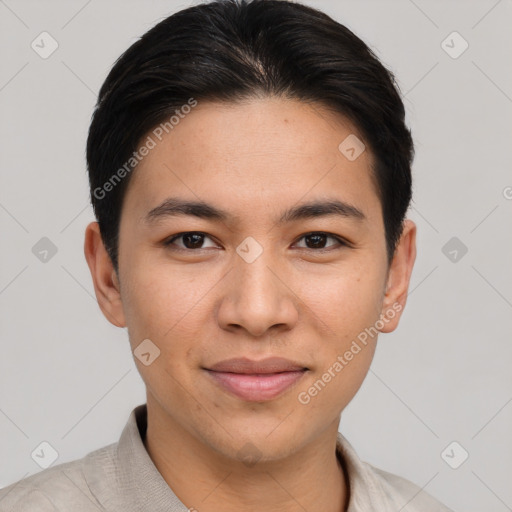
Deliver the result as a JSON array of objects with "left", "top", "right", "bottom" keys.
[{"left": 86, "top": 0, "right": 414, "bottom": 274}]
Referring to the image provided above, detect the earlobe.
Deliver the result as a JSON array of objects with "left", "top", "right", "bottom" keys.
[
  {"left": 84, "top": 221, "right": 126, "bottom": 328},
  {"left": 378, "top": 219, "right": 417, "bottom": 334}
]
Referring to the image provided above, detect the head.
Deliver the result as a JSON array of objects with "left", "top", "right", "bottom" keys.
[{"left": 84, "top": 0, "right": 416, "bottom": 463}]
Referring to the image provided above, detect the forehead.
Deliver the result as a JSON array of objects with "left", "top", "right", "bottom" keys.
[{"left": 122, "top": 97, "right": 380, "bottom": 224}]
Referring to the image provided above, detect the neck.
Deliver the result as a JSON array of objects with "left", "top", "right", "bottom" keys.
[{"left": 143, "top": 397, "right": 349, "bottom": 512}]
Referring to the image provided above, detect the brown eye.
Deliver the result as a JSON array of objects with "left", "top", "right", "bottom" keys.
[
  {"left": 294, "top": 232, "right": 346, "bottom": 251},
  {"left": 164, "top": 232, "right": 218, "bottom": 250}
]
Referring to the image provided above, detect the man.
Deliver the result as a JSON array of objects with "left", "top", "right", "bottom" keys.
[{"left": 0, "top": 0, "right": 454, "bottom": 510}]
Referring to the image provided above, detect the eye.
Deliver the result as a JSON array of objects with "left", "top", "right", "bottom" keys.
[
  {"left": 163, "top": 231, "right": 349, "bottom": 253},
  {"left": 164, "top": 231, "right": 219, "bottom": 251},
  {"left": 293, "top": 232, "right": 347, "bottom": 251}
]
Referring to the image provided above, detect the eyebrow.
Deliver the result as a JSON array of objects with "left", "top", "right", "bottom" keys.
[{"left": 143, "top": 197, "right": 366, "bottom": 226}]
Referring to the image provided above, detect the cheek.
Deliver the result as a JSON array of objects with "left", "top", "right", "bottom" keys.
[
  {"left": 301, "top": 265, "right": 384, "bottom": 339},
  {"left": 120, "top": 262, "right": 208, "bottom": 345},
  {"left": 120, "top": 264, "right": 213, "bottom": 400},
  {"left": 297, "top": 319, "right": 379, "bottom": 420},
  {"left": 293, "top": 268, "right": 382, "bottom": 412},
  {"left": 121, "top": 270, "right": 198, "bottom": 406}
]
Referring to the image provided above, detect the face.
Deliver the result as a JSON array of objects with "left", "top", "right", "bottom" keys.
[{"left": 85, "top": 97, "right": 416, "bottom": 463}]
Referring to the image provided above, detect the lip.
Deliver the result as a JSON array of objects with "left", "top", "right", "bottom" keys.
[{"left": 204, "top": 357, "right": 308, "bottom": 402}]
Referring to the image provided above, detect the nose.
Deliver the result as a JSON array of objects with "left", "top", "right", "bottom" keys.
[{"left": 216, "top": 247, "right": 299, "bottom": 338}]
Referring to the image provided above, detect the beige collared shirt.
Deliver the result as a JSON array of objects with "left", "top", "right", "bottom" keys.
[{"left": 0, "top": 404, "right": 453, "bottom": 511}]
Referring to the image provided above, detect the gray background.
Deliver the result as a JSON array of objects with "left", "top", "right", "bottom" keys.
[{"left": 1, "top": 0, "right": 511, "bottom": 510}]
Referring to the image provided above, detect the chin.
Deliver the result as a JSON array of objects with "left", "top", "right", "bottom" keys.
[{"left": 201, "top": 419, "right": 306, "bottom": 463}]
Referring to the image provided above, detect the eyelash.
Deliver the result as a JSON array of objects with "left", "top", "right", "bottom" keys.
[{"left": 163, "top": 231, "right": 349, "bottom": 253}]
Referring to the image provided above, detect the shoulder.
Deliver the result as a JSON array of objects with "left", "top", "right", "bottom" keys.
[
  {"left": 0, "top": 443, "right": 116, "bottom": 512},
  {"left": 365, "top": 462, "right": 454, "bottom": 512},
  {"left": 336, "top": 432, "right": 454, "bottom": 511}
]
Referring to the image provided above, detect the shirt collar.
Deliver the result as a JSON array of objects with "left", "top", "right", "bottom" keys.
[{"left": 83, "top": 403, "right": 388, "bottom": 512}]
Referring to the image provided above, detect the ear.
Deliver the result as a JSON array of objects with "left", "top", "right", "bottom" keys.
[
  {"left": 378, "top": 219, "right": 417, "bottom": 333},
  {"left": 84, "top": 221, "right": 126, "bottom": 328}
]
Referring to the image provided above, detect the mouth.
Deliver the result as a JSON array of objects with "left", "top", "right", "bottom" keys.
[{"left": 203, "top": 357, "right": 309, "bottom": 402}]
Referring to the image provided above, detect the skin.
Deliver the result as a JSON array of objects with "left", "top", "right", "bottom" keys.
[{"left": 84, "top": 97, "right": 416, "bottom": 512}]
